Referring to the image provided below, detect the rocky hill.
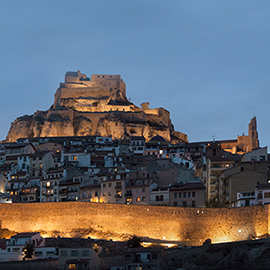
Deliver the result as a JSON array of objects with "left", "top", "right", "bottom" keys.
[{"left": 6, "top": 70, "right": 187, "bottom": 143}]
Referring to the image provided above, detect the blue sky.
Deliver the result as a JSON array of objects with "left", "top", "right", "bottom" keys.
[{"left": 1, "top": 1, "right": 270, "bottom": 147}]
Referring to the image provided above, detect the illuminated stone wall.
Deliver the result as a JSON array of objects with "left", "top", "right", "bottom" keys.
[{"left": 0, "top": 203, "right": 268, "bottom": 245}]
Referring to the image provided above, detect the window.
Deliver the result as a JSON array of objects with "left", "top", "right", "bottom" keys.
[
  {"left": 152, "top": 253, "right": 158, "bottom": 260},
  {"left": 142, "top": 188, "right": 145, "bottom": 193},
  {"left": 192, "top": 201, "right": 196, "bottom": 207},
  {"left": 142, "top": 197, "right": 145, "bottom": 201},
  {"left": 109, "top": 183, "right": 112, "bottom": 187},
  {"left": 265, "top": 192, "right": 270, "bottom": 198},
  {"left": 183, "top": 201, "right": 187, "bottom": 207},
  {"left": 136, "top": 197, "right": 140, "bottom": 202},
  {"left": 125, "top": 254, "right": 131, "bottom": 260},
  {"left": 192, "top": 191, "right": 196, "bottom": 197},
  {"left": 82, "top": 250, "right": 90, "bottom": 257},
  {"left": 160, "top": 195, "right": 164, "bottom": 201},
  {"left": 174, "top": 201, "right": 178, "bottom": 206},
  {"left": 174, "top": 192, "right": 177, "bottom": 198},
  {"left": 69, "top": 264, "right": 76, "bottom": 270},
  {"left": 35, "top": 251, "right": 43, "bottom": 257},
  {"left": 71, "top": 250, "right": 78, "bottom": 256},
  {"left": 103, "top": 183, "right": 106, "bottom": 188},
  {"left": 46, "top": 251, "right": 55, "bottom": 256},
  {"left": 13, "top": 248, "right": 20, "bottom": 252},
  {"left": 179, "top": 192, "right": 182, "bottom": 198},
  {"left": 188, "top": 192, "right": 191, "bottom": 198},
  {"left": 183, "top": 192, "right": 186, "bottom": 198}
]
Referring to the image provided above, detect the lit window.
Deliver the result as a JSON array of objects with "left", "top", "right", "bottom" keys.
[
  {"left": 69, "top": 264, "right": 76, "bottom": 269},
  {"left": 136, "top": 197, "right": 140, "bottom": 202},
  {"left": 46, "top": 182, "right": 50, "bottom": 187}
]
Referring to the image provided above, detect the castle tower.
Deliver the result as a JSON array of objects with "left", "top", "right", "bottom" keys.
[{"left": 248, "top": 116, "right": 259, "bottom": 150}]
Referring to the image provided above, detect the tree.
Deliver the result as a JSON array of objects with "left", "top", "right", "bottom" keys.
[
  {"left": 23, "top": 242, "right": 35, "bottom": 260},
  {"left": 127, "top": 236, "right": 142, "bottom": 248}
]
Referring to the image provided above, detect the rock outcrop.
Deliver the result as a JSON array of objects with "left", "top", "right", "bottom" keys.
[{"left": 6, "top": 70, "right": 187, "bottom": 143}]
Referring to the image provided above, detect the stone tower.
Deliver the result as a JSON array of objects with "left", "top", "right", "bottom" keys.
[{"left": 249, "top": 116, "right": 259, "bottom": 150}]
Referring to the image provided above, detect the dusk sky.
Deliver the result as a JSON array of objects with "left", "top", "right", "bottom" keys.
[{"left": 1, "top": 1, "right": 270, "bottom": 147}]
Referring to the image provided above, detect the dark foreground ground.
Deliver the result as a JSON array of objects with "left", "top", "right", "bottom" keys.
[
  {"left": 163, "top": 238, "right": 270, "bottom": 269},
  {"left": 99, "top": 238, "right": 270, "bottom": 269},
  {"left": 1, "top": 238, "right": 270, "bottom": 269}
]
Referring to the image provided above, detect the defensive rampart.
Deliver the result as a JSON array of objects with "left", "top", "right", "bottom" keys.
[{"left": 0, "top": 203, "right": 268, "bottom": 245}]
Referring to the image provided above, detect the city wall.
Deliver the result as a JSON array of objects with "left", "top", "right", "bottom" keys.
[
  {"left": 0, "top": 203, "right": 268, "bottom": 245},
  {"left": 55, "top": 87, "right": 113, "bottom": 100}
]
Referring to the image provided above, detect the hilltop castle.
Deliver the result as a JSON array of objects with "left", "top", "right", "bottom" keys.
[
  {"left": 53, "top": 70, "right": 169, "bottom": 117},
  {"left": 6, "top": 70, "right": 187, "bottom": 143}
]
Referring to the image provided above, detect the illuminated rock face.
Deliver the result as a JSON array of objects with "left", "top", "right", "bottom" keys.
[
  {"left": 6, "top": 71, "right": 187, "bottom": 143},
  {"left": 0, "top": 203, "right": 268, "bottom": 245}
]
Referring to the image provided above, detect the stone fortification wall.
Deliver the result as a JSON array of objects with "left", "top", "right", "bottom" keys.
[
  {"left": 55, "top": 87, "right": 112, "bottom": 101},
  {"left": 172, "top": 131, "right": 188, "bottom": 142},
  {"left": 0, "top": 203, "right": 268, "bottom": 246}
]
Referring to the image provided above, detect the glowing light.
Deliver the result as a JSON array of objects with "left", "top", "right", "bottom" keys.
[
  {"left": 238, "top": 229, "right": 241, "bottom": 233},
  {"left": 163, "top": 237, "right": 166, "bottom": 240},
  {"left": 141, "top": 242, "right": 152, "bottom": 247},
  {"left": 46, "top": 182, "right": 50, "bottom": 187},
  {"left": 161, "top": 243, "right": 178, "bottom": 248}
]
